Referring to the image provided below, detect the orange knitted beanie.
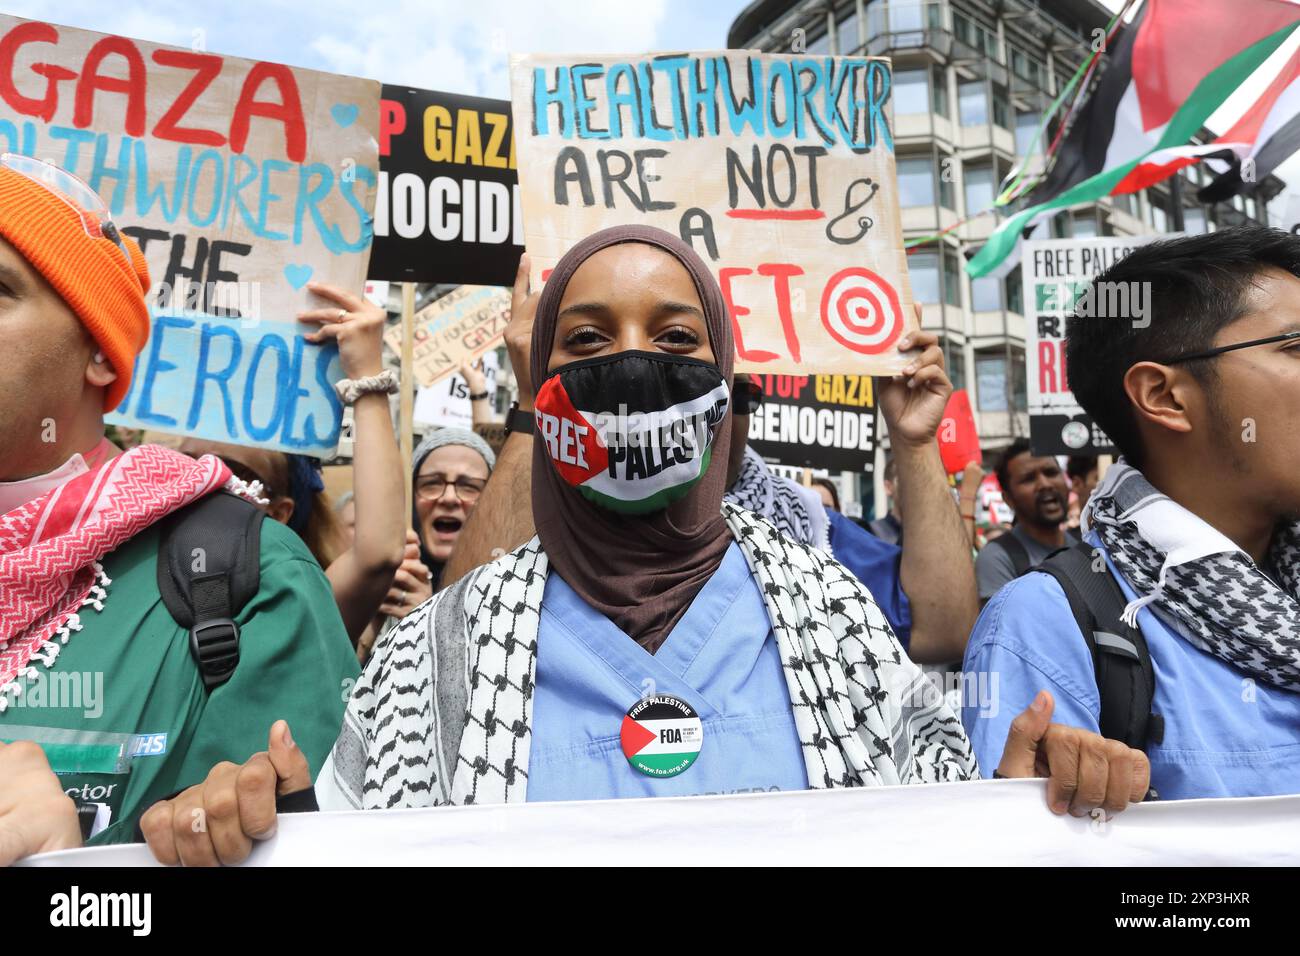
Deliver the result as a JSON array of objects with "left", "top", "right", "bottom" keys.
[{"left": 0, "top": 164, "right": 151, "bottom": 411}]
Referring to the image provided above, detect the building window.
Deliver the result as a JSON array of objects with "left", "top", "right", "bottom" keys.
[
  {"left": 1151, "top": 194, "right": 1170, "bottom": 232},
  {"left": 894, "top": 69, "right": 930, "bottom": 115},
  {"left": 1010, "top": 48, "right": 1047, "bottom": 90},
  {"left": 1005, "top": 269, "right": 1023, "bottom": 314},
  {"left": 942, "top": 247, "right": 961, "bottom": 306},
  {"left": 976, "top": 352, "right": 1009, "bottom": 412},
  {"left": 911, "top": 248, "right": 961, "bottom": 306},
  {"left": 959, "top": 80, "right": 987, "bottom": 125},
  {"left": 910, "top": 250, "right": 940, "bottom": 303},
  {"left": 890, "top": 0, "right": 925, "bottom": 31},
  {"left": 836, "top": 5, "right": 860, "bottom": 54},
  {"left": 1073, "top": 214, "right": 1099, "bottom": 238},
  {"left": 971, "top": 274, "right": 1002, "bottom": 311},
  {"left": 1112, "top": 191, "right": 1136, "bottom": 216},
  {"left": 943, "top": 338, "right": 966, "bottom": 392},
  {"left": 898, "top": 156, "right": 936, "bottom": 207},
  {"left": 965, "top": 163, "right": 995, "bottom": 215},
  {"left": 807, "top": 22, "right": 832, "bottom": 54},
  {"left": 992, "top": 85, "right": 1011, "bottom": 130},
  {"left": 1015, "top": 109, "right": 1040, "bottom": 157},
  {"left": 976, "top": 349, "right": 1027, "bottom": 412},
  {"left": 953, "top": 10, "right": 999, "bottom": 59},
  {"left": 1184, "top": 206, "right": 1207, "bottom": 233},
  {"left": 932, "top": 65, "right": 949, "bottom": 117},
  {"left": 865, "top": 0, "right": 885, "bottom": 38}
]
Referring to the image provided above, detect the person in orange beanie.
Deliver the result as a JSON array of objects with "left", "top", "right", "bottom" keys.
[{"left": 0, "top": 155, "right": 358, "bottom": 861}]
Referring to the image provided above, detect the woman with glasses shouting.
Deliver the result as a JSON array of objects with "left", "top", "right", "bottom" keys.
[{"left": 373, "top": 430, "right": 496, "bottom": 630}]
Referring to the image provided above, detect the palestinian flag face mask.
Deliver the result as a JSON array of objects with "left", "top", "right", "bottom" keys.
[{"left": 534, "top": 351, "right": 730, "bottom": 515}]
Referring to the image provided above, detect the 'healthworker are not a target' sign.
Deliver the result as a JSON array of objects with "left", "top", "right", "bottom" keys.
[{"left": 509, "top": 51, "right": 917, "bottom": 376}]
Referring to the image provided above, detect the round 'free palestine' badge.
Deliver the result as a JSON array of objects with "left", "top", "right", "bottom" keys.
[{"left": 620, "top": 695, "right": 703, "bottom": 778}]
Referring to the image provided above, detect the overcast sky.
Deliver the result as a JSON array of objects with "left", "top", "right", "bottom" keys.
[
  {"left": 2, "top": 0, "right": 738, "bottom": 95},
  {"left": 9, "top": 0, "right": 1300, "bottom": 221}
]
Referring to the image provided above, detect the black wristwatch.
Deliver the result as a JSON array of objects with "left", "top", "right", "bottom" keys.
[{"left": 505, "top": 401, "right": 534, "bottom": 436}]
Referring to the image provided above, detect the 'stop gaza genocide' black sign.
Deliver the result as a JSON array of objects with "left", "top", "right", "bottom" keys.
[
  {"left": 747, "top": 374, "right": 876, "bottom": 473},
  {"left": 369, "top": 86, "right": 524, "bottom": 285}
]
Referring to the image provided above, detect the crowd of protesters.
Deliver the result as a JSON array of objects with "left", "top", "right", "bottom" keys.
[{"left": 1, "top": 152, "right": 1298, "bottom": 866}]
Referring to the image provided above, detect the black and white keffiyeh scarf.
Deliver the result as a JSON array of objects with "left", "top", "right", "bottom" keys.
[
  {"left": 724, "top": 446, "right": 830, "bottom": 551},
  {"left": 317, "top": 503, "right": 975, "bottom": 810},
  {"left": 1084, "top": 462, "right": 1300, "bottom": 691}
]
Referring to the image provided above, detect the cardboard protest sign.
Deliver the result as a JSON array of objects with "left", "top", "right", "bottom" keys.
[
  {"left": 0, "top": 15, "right": 380, "bottom": 456},
  {"left": 747, "top": 373, "right": 875, "bottom": 472},
  {"left": 384, "top": 284, "right": 510, "bottom": 387},
  {"left": 371, "top": 86, "right": 523, "bottom": 284},
  {"left": 1021, "top": 235, "right": 1164, "bottom": 456},
  {"left": 412, "top": 350, "right": 500, "bottom": 430},
  {"left": 937, "top": 388, "right": 980, "bottom": 475},
  {"left": 509, "top": 52, "right": 915, "bottom": 376}
]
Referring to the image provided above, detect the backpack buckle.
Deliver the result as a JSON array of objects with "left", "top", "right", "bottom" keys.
[{"left": 189, "top": 618, "right": 241, "bottom": 690}]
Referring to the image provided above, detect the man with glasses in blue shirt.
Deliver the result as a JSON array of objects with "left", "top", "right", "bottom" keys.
[{"left": 964, "top": 225, "right": 1300, "bottom": 800}]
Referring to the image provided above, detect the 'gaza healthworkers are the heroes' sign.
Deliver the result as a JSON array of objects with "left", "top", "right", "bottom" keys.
[
  {"left": 0, "top": 15, "right": 380, "bottom": 456},
  {"left": 510, "top": 52, "right": 916, "bottom": 377}
]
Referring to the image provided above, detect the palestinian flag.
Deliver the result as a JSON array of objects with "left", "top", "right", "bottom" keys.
[
  {"left": 534, "top": 355, "right": 729, "bottom": 515},
  {"left": 1198, "top": 45, "right": 1300, "bottom": 202},
  {"left": 620, "top": 695, "right": 704, "bottom": 777},
  {"left": 969, "top": 0, "right": 1300, "bottom": 279}
]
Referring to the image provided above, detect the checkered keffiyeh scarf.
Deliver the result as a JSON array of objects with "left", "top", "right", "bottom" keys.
[
  {"left": 724, "top": 446, "right": 830, "bottom": 552},
  {"left": 321, "top": 503, "right": 976, "bottom": 810},
  {"left": 1084, "top": 462, "right": 1300, "bottom": 691},
  {"left": 0, "top": 444, "right": 231, "bottom": 709}
]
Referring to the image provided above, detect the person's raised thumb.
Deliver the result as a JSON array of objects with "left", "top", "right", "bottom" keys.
[
  {"left": 266, "top": 720, "right": 312, "bottom": 795},
  {"left": 995, "top": 690, "right": 1055, "bottom": 778}
]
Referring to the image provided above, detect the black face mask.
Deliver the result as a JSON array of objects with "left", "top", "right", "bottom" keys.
[{"left": 533, "top": 351, "right": 729, "bottom": 515}]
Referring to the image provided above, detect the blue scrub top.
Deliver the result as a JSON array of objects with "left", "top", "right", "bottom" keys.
[
  {"left": 526, "top": 542, "right": 809, "bottom": 802},
  {"left": 962, "top": 532, "right": 1300, "bottom": 800}
]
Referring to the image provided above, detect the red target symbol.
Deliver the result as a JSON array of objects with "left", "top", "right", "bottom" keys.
[{"left": 819, "top": 267, "right": 904, "bottom": 355}]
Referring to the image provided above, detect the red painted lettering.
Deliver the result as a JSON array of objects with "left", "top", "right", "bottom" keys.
[
  {"left": 1038, "top": 340, "right": 1060, "bottom": 394},
  {"left": 719, "top": 266, "right": 777, "bottom": 363},
  {"left": 0, "top": 22, "right": 76, "bottom": 122},
  {"left": 74, "top": 35, "right": 147, "bottom": 136},
  {"left": 756, "top": 263, "right": 804, "bottom": 364},
  {"left": 150, "top": 49, "right": 226, "bottom": 147},
  {"left": 230, "top": 62, "right": 306, "bottom": 163}
]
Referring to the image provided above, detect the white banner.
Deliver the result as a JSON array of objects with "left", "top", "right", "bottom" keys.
[{"left": 22, "top": 778, "right": 1300, "bottom": 866}]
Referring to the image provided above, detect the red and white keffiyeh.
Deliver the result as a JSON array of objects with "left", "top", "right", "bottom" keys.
[{"left": 0, "top": 443, "right": 232, "bottom": 706}]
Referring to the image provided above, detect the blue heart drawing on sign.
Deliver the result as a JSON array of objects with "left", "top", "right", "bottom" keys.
[
  {"left": 284, "top": 264, "right": 313, "bottom": 289},
  {"left": 331, "top": 103, "right": 358, "bottom": 128}
]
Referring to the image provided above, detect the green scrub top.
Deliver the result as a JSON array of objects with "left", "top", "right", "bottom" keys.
[{"left": 0, "top": 517, "right": 359, "bottom": 844}]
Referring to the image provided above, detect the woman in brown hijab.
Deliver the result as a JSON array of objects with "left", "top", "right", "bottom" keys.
[{"left": 139, "top": 227, "right": 1151, "bottom": 861}]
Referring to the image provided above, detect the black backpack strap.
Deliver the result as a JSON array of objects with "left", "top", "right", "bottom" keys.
[
  {"left": 1034, "top": 541, "right": 1163, "bottom": 754},
  {"left": 156, "top": 491, "right": 263, "bottom": 691},
  {"left": 989, "top": 531, "right": 1032, "bottom": 578}
]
